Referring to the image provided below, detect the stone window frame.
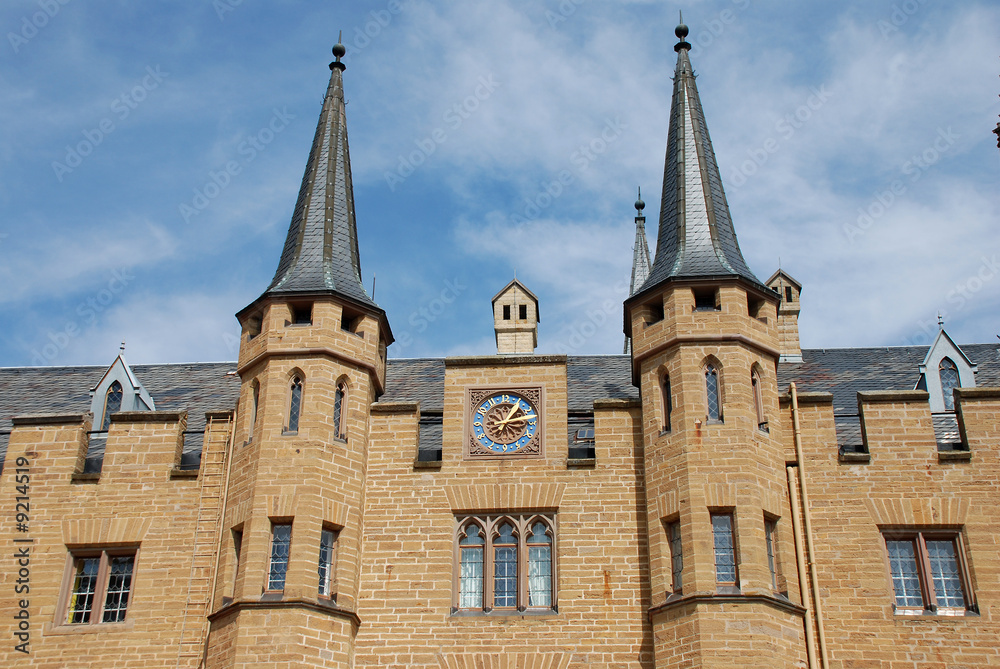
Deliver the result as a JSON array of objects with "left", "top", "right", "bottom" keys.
[
  {"left": 267, "top": 521, "right": 293, "bottom": 592},
  {"left": 284, "top": 371, "right": 304, "bottom": 435},
  {"left": 452, "top": 513, "right": 557, "bottom": 615},
  {"left": 318, "top": 525, "right": 340, "bottom": 599},
  {"left": 660, "top": 371, "right": 673, "bottom": 433},
  {"left": 710, "top": 511, "right": 739, "bottom": 591},
  {"left": 882, "top": 528, "right": 977, "bottom": 616},
  {"left": 703, "top": 357, "right": 724, "bottom": 423},
  {"left": 57, "top": 546, "right": 139, "bottom": 627},
  {"left": 665, "top": 518, "right": 683, "bottom": 595},
  {"left": 333, "top": 377, "right": 349, "bottom": 442},
  {"left": 248, "top": 378, "right": 260, "bottom": 442}
]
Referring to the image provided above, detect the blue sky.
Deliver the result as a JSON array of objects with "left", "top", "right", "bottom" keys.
[{"left": 1, "top": 0, "right": 998, "bottom": 367}]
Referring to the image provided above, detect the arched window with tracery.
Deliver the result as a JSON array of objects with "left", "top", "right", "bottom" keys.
[
  {"left": 458, "top": 522, "right": 484, "bottom": 609},
  {"left": 333, "top": 380, "right": 348, "bottom": 440},
  {"left": 101, "top": 381, "right": 123, "bottom": 431},
  {"left": 751, "top": 367, "right": 766, "bottom": 431},
  {"left": 286, "top": 375, "right": 303, "bottom": 433},
  {"left": 526, "top": 520, "right": 552, "bottom": 607},
  {"left": 493, "top": 522, "right": 518, "bottom": 609},
  {"left": 705, "top": 363, "right": 722, "bottom": 421},
  {"left": 939, "top": 358, "right": 959, "bottom": 411},
  {"left": 661, "top": 373, "right": 673, "bottom": 432}
]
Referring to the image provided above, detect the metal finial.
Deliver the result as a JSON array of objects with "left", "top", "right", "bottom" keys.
[
  {"left": 120, "top": 340, "right": 126, "bottom": 353},
  {"left": 635, "top": 187, "right": 645, "bottom": 213},
  {"left": 938, "top": 312, "right": 945, "bottom": 328},
  {"left": 330, "top": 30, "right": 346, "bottom": 71},
  {"left": 674, "top": 11, "right": 691, "bottom": 52}
]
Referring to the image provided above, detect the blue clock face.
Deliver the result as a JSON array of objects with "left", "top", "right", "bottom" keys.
[{"left": 472, "top": 392, "right": 539, "bottom": 454}]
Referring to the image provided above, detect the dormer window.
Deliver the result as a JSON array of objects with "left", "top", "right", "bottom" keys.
[
  {"left": 939, "top": 358, "right": 959, "bottom": 412},
  {"left": 101, "top": 381, "right": 123, "bottom": 431}
]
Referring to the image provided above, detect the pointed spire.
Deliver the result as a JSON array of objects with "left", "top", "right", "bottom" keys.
[
  {"left": 260, "top": 37, "right": 377, "bottom": 309},
  {"left": 625, "top": 188, "right": 653, "bottom": 353},
  {"left": 633, "top": 16, "right": 767, "bottom": 300}
]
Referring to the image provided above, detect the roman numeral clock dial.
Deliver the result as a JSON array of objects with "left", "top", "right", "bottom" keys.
[{"left": 467, "top": 388, "right": 543, "bottom": 458}]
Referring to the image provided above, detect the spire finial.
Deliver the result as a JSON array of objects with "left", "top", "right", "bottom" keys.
[
  {"left": 938, "top": 312, "right": 945, "bottom": 328},
  {"left": 635, "top": 187, "right": 645, "bottom": 214},
  {"left": 120, "top": 340, "right": 126, "bottom": 353},
  {"left": 674, "top": 11, "right": 691, "bottom": 52},
  {"left": 330, "top": 30, "right": 346, "bottom": 71}
]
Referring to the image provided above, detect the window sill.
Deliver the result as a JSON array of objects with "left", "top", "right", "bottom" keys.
[
  {"left": 47, "top": 619, "right": 134, "bottom": 635},
  {"left": 281, "top": 430, "right": 298, "bottom": 437},
  {"left": 839, "top": 451, "right": 871, "bottom": 464},
  {"left": 450, "top": 607, "right": 557, "bottom": 618},
  {"left": 333, "top": 436, "right": 348, "bottom": 445},
  {"left": 413, "top": 459, "right": 442, "bottom": 469},
  {"left": 705, "top": 418, "right": 724, "bottom": 425},
  {"left": 170, "top": 467, "right": 200, "bottom": 479},
  {"left": 893, "top": 607, "right": 979, "bottom": 618},
  {"left": 567, "top": 457, "right": 595, "bottom": 468},
  {"left": 938, "top": 450, "right": 971, "bottom": 463},
  {"left": 70, "top": 472, "right": 101, "bottom": 483}
]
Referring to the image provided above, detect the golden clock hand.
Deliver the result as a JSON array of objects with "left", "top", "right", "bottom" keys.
[
  {"left": 496, "top": 401, "right": 522, "bottom": 429},
  {"left": 505, "top": 414, "right": 536, "bottom": 423}
]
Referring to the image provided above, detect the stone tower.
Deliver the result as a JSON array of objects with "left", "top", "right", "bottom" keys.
[
  {"left": 206, "top": 40, "right": 392, "bottom": 668},
  {"left": 624, "top": 22, "right": 805, "bottom": 667}
]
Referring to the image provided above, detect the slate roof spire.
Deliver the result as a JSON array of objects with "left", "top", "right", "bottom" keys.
[
  {"left": 624, "top": 189, "right": 652, "bottom": 354},
  {"left": 633, "top": 17, "right": 767, "bottom": 299},
  {"left": 260, "top": 37, "right": 377, "bottom": 309}
]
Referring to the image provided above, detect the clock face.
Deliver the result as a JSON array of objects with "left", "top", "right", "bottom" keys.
[{"left": 470, "top": 390, "right": 540, "bottom": 455}]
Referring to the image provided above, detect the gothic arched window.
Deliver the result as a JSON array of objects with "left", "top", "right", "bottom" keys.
[
  {"left": 751, "top": 368, "right": 766, "bottom": 431},
  {"left": 101, "top": 381, "right": 123, "bottom": 431},
  {"left": 939, "top": 358, "right": 959, "bottom": 411},
  {"left": 286, "top": 376, "right": 303, "bottom": 433},
  {"left": 706, "top": 364, "right": 722, "bottom": 421},
  {"left": 661, "top": 373, "right": 672, "bottom": 432},
  {"left": 333, "top": 381, "right": 347, "bottom": 440}
]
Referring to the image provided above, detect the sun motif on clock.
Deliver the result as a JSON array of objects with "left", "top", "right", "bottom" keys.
[{"left": 467, "top": 388, "right": 543, "bottom": 458}]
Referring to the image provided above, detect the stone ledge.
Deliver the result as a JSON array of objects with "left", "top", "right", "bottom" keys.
[
  {"left": 648, "top": 592, "right": 806, "bottom": 620},
  {"left": 413, "top": 459, "right": 442, "bottom": 469},
  {"left": 110, "top": 410, "right": 187, "bottom": 424},
  {"left": 839, "top": 452, "right": 871, "bottom": 464},
  {"left": 371, "top": 401, "right": 420, "bottom": 414},
  {"left": 955, "top": 387, "right": 1000, "bottom": 401},
  {"left": 779, "top": 391, "right": 833, "bottom": 406},
  {"left": 70, "top": 472, "right": 101, "bottom": 483},
  {"left": 857, "top": 390, "right": 929, "bottom": 404},
  {"left": 566, "top": 457, "right": 596, "bottom": 468},
  {"left": 170, "top": 468, "right": 200, "bottom": 479},
  {"left": 446, "top": 354, "right": 567, "bottom": 367},
  {"left": 12, "top": 413, "right": 90, "bottom": 427},
  {"left": 208, "top": 597, "right": 361, "bottom": 627},
  {"left": 938, "top": 450, "right": 972, "bottom": 463},
  {"left": 593, "top": 398, "right": 641, "bottom": 410}
]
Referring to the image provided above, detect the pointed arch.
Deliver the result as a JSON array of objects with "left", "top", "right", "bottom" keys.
[
  {"left": 525, "top": 516, "right": 553, "bottom": 607},
  {"left": 457, "top": 519, "right": 486, "bottom": 609},
  {"left": 285, "top": 370, "right": 304, "bottom": 434},
  {"left": 492, "top": 519, "right": 519, "bottom": 609},
  {"left": 333, "top": 376, "right": 349, "bottom": 441},
  {"left": 939, "top": 357, "right": 959, "bottom": 411},
  {"left": 249, "top": 378, "right": 261, "bottom": 439},
  {"left": 101, "top": 381, "right": 123, "bottom": 431},
  {"left": 659, "top": 368, "right": 673, "bottom": 432},
  {"left": 703, "top": 357, "right": 723, "bottom": 422},
  {"left": 751, "top": 364, "right": 766, "bottom": 431}
]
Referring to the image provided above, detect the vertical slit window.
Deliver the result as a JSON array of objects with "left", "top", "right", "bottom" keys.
[
  {"left": 334, "top": 382, "right": 346, "bottom": 440},
  {"left": 459, "top": 524, "right": 485, "bottom": 609},
  {"left": 706, "top": 365, "right": 721, "bottom": 421},
  {"left": 102, "top": 381, "right": 123, "bottom": 431},
  {"left": 527, "top": 522, "right": 552, "bottom": 607},
  {"left": 667, "top": 521, "right": 683, "bottom": 594},
  {"left": 250, "top": 381, "right": 260, "bottom": 437},
  {"left": 287, "top": 377, "right": 302, "bottom": 433},
  {"left": 232, "top": 529, "right": 243, "bottom": 592},
  {"left": 712, "top": 513, "right": 737, "bottom": 585},
  {"left": 268, "top": 523, "right": 292, "bottom": 591},
  {"left": 493, "top": 523, "right": 518, "bottom": 608},
  {"left": 661, "top": 374, "right": 672, "bottom": 432},
  {"left": 318, "top": 528, "right": 337, "bottom": 597},
  {"left": 939, "top": 358, "right": 959, "bottom": 411},
  {"left": 752, "top": 369, "right": 766, "bottom": 430},
  {"left": 765, "top": 518, "right": 778, "bottom": 590}
]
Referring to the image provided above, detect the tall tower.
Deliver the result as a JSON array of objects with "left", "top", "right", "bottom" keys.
[
  {"left": 624, "top": 20, "right": 805, "bottom": 667},
  {"left": 206, "top": 39, "right": 392, "bottom": 668},
  {"left": 624, "top": 189, "right": 652, "bottom": 354}
]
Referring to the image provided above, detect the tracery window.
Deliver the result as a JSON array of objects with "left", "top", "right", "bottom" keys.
[
  {"left": 286, "top": 376, "right": 303, "bottom": 433},
  {"left": 939, "top": 358, "right": 959, "bottom": 411},
  {"left": 705, "top": 364, "right": 722, "bottom": 421},
  {"left": 101, "top": 381, "right": 123, "bottom": 431},
  {"left": 454, "top": 514, "right": 556, "bottom": 614},
  {"left": 333, "top": 381, "right": 347, "bottom": 440},
  {"left": 661, "top": 373, "right": 672, "bottom": 432}
]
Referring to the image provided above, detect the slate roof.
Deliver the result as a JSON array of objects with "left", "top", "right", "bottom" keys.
[
  {"left": 4, "top": 344, "right": 998, "bottom": 469},
  {"left": 635, "top": 32, "right": 768, "bottom": 302},
  {"left": 260, "top": 55, "right": 377, "bottom": 309}
]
